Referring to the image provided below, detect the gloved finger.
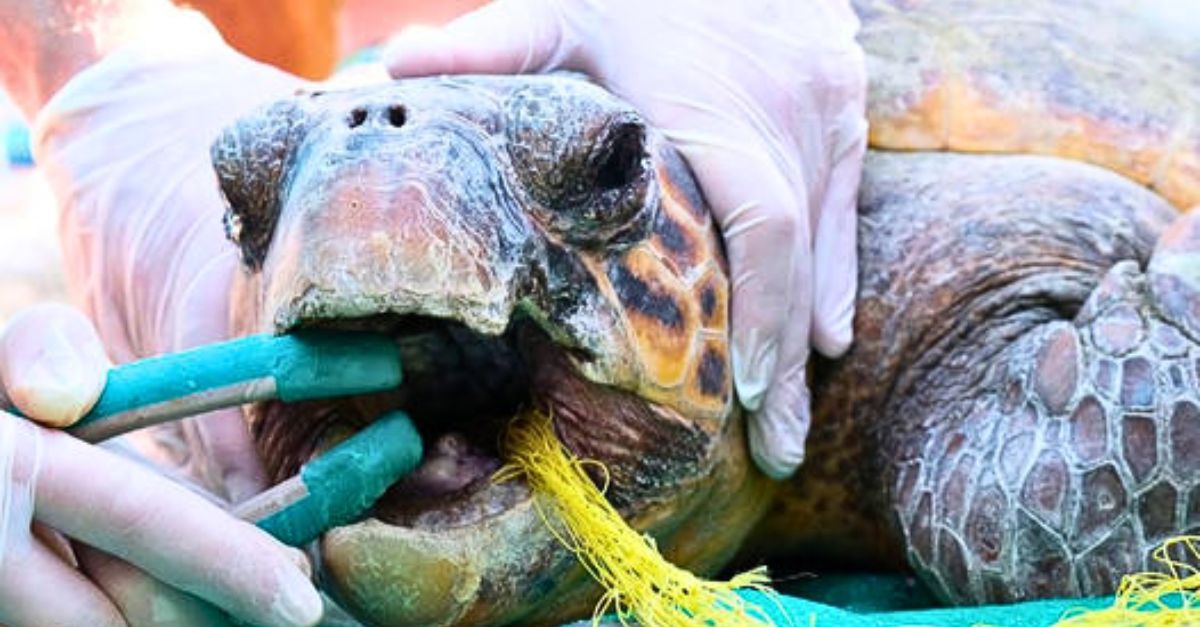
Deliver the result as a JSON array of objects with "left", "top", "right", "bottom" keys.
[
  {"left": 749, "top": 363, "right": 813, "bottom": 480},
  {"left": 810, "top": 51, "right": 868, "bottom": 359},
  {"left": 182, "top": 408, "right": 268, "bottom": 503},
  {"left": 0, "top": 304, "right": 110, "bottom": 427},
  {"left": 383, "top": 0, "right": 577, "bottom": 77},
  {"left": 665, "top": 115, "right": 814, "bottom": 476},
  {"left": 0, "top": 534, "right": 126, "bottom": 627},
  {"left": 75, "top": 543, "right": 233, "bottom": 626},
  {"left": 0, "top": 417, "right": 124, "bottom": 627},
  {"left": 671, "top": 128, "right": 811, "bottom": 416},
  {"left": 809, "top": 121, "right": 866, "bottom": 358},
  {"left": 26, "top": 423, "right": 322, "bottom": 626},
  {"left": 749, "top": 193, "right": 816, "bottom": 479},
  {"left": 31, "top": 520, "right": 77, "bottom": 565}
]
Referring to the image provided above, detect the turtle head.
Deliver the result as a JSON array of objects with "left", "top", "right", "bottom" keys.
[{"left": 213, "top": 76, "right": 772, "bottom": 626}]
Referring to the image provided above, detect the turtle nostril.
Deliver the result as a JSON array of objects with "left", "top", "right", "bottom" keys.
[
  {"left": 387, "top": 105, "right": 407, "bottom": 128},
  {"left": 348, "top": 108, "right": 367, "bottom": 128}
]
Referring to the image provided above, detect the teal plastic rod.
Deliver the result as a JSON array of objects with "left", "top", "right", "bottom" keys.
[
  {"left": 252, "top": 410, "right": 423, "bottom": 546},
  {"left": 53, "top": 331, "right": 401, "bottom": 442}
]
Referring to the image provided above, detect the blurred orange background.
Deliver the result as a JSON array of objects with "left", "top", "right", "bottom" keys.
[{"left": 180, "top": 0, "right": 488, "bottom": 79}]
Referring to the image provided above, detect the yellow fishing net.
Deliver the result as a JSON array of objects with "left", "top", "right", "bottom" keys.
[
  {"left": 1055, "top": 536, "right": 1200, "bottom": 627},
  {"left": 494, "top": 410, "right": 1200, "bottom": 627},
  {"left": 495, "top": 410, "right": 780, "bottom": 627}
]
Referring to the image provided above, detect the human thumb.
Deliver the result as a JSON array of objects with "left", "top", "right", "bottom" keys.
[
  {"left": 0, "top": 304, "right": 110, "bottom": 427},
  {"left": 383, "top": 0, "right": 578, "bottom": 77}
]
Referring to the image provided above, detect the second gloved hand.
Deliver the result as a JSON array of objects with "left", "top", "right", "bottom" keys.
[
  {"left": 384, "top": 0, "right": 869, "bottom": 478},
  {"left": 8, "top": 6, "right": 322, "bottom": 625},
  {"left": 0, "top": 305, "right": 321, "bottom": 626}
]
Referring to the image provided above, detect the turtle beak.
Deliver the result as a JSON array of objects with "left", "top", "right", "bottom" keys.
[{"left": 255, "top": 97, "right": 539, "bottom": 336}]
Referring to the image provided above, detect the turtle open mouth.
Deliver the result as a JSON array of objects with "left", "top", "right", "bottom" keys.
[{"left": 249, "top": 312, "right": 595, "bottom": 531}]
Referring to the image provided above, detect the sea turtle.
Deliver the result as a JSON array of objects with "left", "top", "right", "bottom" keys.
[
  {"left": 207, "top": 2, "right": 1200, "bottom": 625},
  {"left": 747, "top": 0, "right": 1200, "bottom": 604},
  {"left": 216, "top": 76, "right": 772, "bottom": 626}
]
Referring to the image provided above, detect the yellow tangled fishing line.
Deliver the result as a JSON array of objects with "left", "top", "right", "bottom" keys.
[
  {"left": 1055, "top": 536, "right": 1200, "bottom": 627},
  {"left": 494, "top": 409, "right": 1200, "bottom": 627},
  {"left": 495, "top": 410, "right": 781, "bottom": 627}
]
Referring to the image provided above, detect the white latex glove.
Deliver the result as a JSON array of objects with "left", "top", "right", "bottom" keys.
[
  {"left": 0, "top": 9, "right": 323, "bottom": 626},
  {"left": 32, "top": 7, "right": 305, "bottom": 503},
  {"left": 383, "top": 0, "right": 868, "bottom": 478},
  {"left": 0, "top": 305, "right": 320, "bottom": 626}
]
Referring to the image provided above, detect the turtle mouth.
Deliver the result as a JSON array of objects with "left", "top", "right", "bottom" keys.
[{"left": 249, "top": 313, "right": 595, "bottom": 530}]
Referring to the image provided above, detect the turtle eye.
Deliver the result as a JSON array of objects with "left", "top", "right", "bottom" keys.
[
  {"left": 541, "top": 116, "right": 654, "bottom": 247},
  {"left": 594, "top": 122, "right": 645, "bottom": 191},
  {"left": 212, "top": 99, "right": 312, "bottom": 270},
  {"left": 505, "top": 83, "right": 658, "bottom": 247},
  {"left": 567, "top": 119, "right": 656, "bottom": 245}
]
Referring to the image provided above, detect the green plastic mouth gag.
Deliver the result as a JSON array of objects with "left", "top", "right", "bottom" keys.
[{"left": 14, "top": 331, "right": 422, "bottom": 546}]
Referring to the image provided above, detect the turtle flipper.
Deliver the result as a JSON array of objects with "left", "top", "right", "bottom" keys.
[{"left": 872, "top": 170, "right": 1200, "bottom": 605}]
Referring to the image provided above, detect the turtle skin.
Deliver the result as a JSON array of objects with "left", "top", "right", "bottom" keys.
[
  {"left": 855, "top": 0, "right": 1200, "bottom": 210},
  {"left": 747, "top": 1, "right": 1200, "bottom": 603},
  {"left": 755, "top": 151, "right": 1200, "bottom": 605}
]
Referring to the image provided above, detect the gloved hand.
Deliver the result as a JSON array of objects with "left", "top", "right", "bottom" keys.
[
  {"left": 383, "top": 0, "right": 868, "bottom": 479},
  {"left": 0, "top": 306, "right": 321, "bottom": 626},
  {"left": 0, "top": 7, "right": 322, "bottom": 626}
]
